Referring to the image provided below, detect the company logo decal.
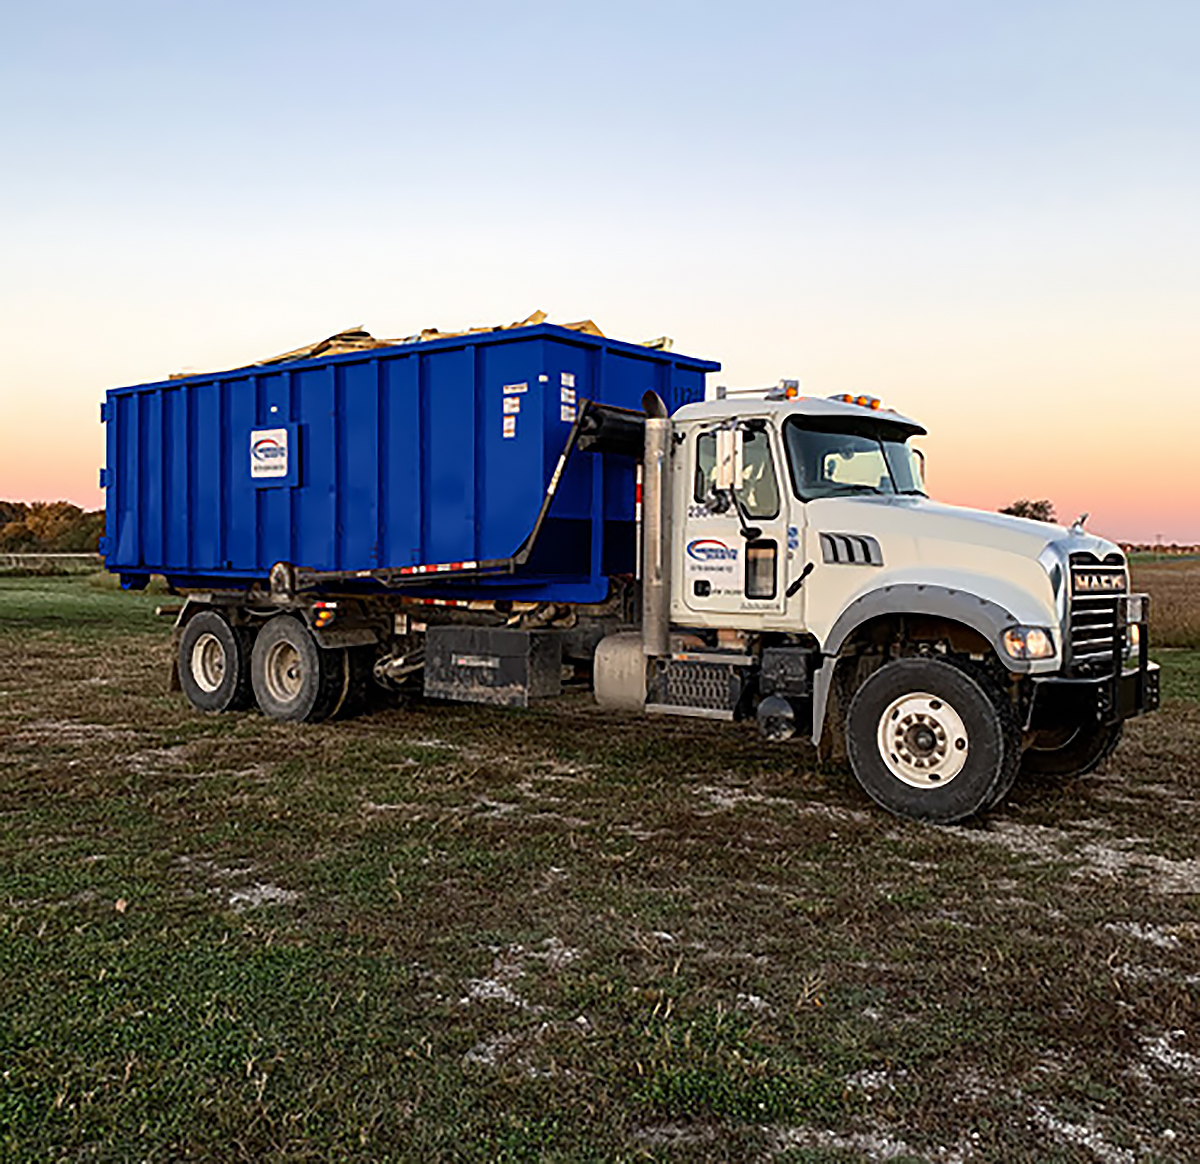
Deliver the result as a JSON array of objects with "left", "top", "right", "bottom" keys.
[
  {"left": 252, "top": 437, "right": 286, "bottom": 461},
  {"left": 250, "top": 427, "right": 289, "bottom": 479},
  {"left": 687, "top": 539, "right": 738, "bottom": 562}
]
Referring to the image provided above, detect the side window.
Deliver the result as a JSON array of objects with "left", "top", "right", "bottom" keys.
[
  {"left": 741, "top": 431, "right": 780, "bottom": 518},
  {"left": 695, "top": 433, "right": 717, "bottom": 502},
  {"left": 694, "top": 430, "right": 780, "bottom": 519}
]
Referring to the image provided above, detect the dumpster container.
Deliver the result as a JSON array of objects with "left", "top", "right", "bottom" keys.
[{"left": 100, "top": 322, "right": 718, "bottom": 601}]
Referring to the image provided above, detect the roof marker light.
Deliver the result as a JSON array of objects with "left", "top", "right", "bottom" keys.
[{"left": 829, "top": 392, "right": 884, "bottom": 410}]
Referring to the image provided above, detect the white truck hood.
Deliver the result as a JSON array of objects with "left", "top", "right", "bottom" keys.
[{"left": 801, "top": 495, "right": 1124, "bottom": 654}]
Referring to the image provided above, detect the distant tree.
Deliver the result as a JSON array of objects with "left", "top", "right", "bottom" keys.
[
  {"left": 0, "top": 519, "right": 35, "bottom": 550},
  {"left": 0, "top": 501, "right": 104, "bottom": 551},
  {"left": 1001, "top": 498, "right": 1056, "bottom": 523},
  {"left": 0, "top": 501, "right": 29, "bottom": 529}
]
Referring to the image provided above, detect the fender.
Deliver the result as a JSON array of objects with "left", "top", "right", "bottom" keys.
[{"left": 810, "top": 582, "right": 1025, "bottom": 746}]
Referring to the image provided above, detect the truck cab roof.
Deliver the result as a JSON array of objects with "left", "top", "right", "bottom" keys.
[{"left": 673, "top": 394, "right": 927, "bottom": 438}]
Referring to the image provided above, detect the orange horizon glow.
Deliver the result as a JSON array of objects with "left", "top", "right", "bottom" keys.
[{"left": 1, "top": 400, "right": 1194, "bottom": 546}]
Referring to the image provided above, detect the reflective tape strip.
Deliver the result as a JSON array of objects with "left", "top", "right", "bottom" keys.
[{"left": 399, "top": 559, "right": 480, "bottom": 576}]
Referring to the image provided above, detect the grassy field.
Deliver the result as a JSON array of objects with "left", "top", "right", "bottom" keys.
[
  {"left": 1131, "top": 560, "right": 1200, "bottom": 649},
  {"left": 1, "top": 575, "right": 1197, "bottom": 1162}
]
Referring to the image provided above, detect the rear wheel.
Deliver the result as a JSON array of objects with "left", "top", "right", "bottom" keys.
[
  {"left": 845, "top": 657, "right": 1020, "bottom": 824},
  {"left": 251, "top": 615, "right": 347, "bottom": 723},
  {"left": 178, "top": 610, "right": 254, "bottom": 713},
  {"left": 1021, "top": 721, "right": 1123, "bottom": 779}
]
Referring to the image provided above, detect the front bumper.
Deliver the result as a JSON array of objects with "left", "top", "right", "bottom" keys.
[
  {"left": 1028, "top": 588, "right": 1160, "bottom": 730},
  {"left": 1028, "top": 660, "right": 1161, "bottom": 731}
]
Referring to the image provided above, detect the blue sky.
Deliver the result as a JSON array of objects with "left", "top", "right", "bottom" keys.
[{"left": 2, "top": 0, "right": 1198, "bottom": 539}]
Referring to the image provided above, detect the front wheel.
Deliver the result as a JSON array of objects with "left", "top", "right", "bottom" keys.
[
  {"left": 1021, "top": 721, "right": 1123, "bottom": 779},
  {"left": 845, "top": 658, "right": 1019, "bottom": 824},
  {"left": 251, "top": 615, "right": 348, "bottom": 723}
]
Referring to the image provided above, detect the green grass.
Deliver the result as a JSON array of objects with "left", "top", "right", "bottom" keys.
[
  {"left": 0, "top": 573, "right": 169, "bottom": 636},
  {"left": 1156, "top": 648, "right": 1200, "bottom": 703},
  {"left": 0, "top": 575, "right": 1198, "bottom": 1161}
]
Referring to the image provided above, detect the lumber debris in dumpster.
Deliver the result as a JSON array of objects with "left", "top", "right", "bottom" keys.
[{"left": 170, "top": 310, "right": 606, "bottom": 380}]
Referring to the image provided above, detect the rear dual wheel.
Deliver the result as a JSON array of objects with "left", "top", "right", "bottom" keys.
[
  {"left": 250, "top": 615, "right": 351, "bottom": 723},
  {"left": 178, "top": 611, "right": 255, "bottom": 713},
  {"left": 845, "top": 657, "right": 1020, "bottom": 824}
]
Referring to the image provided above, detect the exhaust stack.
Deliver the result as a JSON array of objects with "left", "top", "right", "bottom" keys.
[{"left": 641, "top": 391, "right": 671, "bottom": 658}]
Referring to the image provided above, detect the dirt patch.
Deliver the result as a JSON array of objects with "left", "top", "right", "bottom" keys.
[
  {"left": 225, "top": 882, "right": 300, "bottom": 911},
  {"left": 948, "top": 819, "right": 1200, "bottom": 893},
  {"left": 771, "top": 1125, "right": 969, "bottom": 1162},
  {"left": 8, "top": 718, "right": 138, "bottom": 746}
]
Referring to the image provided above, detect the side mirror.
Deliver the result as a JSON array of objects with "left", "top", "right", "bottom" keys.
[
  {"left": 714, "top": 427, "right": 743, "bottom": 491},
  {"left": 704, "top": 488, "right": 732, "bottom": 515},
  {"left": 914, "top": 447, "right": 926, "bottom": 483}
]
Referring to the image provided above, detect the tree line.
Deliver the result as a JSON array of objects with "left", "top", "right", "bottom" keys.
[
  {"left": 0, "top": 502, "right": 104, "bottom": 553},
  {"left": 0, "top": 495, "right": 1079, "bottom": 554}
]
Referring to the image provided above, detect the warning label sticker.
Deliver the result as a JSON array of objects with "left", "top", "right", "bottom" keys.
[
  {"left": 503, "top": 397, "right": 521, "bottom": 414},
  {"left": 503, "top": 382, "right": 528, "bottom": 395},
  {"left": 503, "top": 415, "right": 517, "bottom": 438}
]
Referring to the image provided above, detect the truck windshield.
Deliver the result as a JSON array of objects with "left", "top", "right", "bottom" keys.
[{"left": 783, "top": 419, "right": 925, "bottom": 500}]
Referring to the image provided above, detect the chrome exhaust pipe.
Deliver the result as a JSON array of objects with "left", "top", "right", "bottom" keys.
[{"left": 641, "top": 392, "right": 671, "bottom": 658}]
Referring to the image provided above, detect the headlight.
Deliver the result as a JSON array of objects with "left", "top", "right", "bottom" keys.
[
  {"left": 1125, "top": 623, "right": 1141, "bottom": 660},
  {"left": 1002, "top": 626, "right": 1056, "bottom": 660}
]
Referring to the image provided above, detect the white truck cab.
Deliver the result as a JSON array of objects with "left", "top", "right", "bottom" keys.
[{"left": 598, "top": 384, "right": 1160, "bottom": 823}]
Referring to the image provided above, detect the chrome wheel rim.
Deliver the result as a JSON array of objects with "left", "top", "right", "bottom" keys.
[
  {"left": 877, "top": 691, "right": 969, "bottom": 788},
  {"left": 264, "top": 640, "right": 304, "bottom": 704},
  {"left": 191, "top": 632, "right": 227, "bottom": 693}
]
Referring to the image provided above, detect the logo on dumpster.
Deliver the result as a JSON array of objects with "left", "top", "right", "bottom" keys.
[
  {"left": 250, "top": 428, "right": 289, "bottom": 479},
  {"left": 252, "top": 438, "right": 285, "bottom": 461}
]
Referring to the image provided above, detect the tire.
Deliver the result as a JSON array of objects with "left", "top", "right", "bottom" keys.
[
  {"left": 178, "top": 610, "right": 254, "bottom": 713},
  {"left": 250, "top": 615, "right": 348, "bottom": 723},
  {"left": 1021, "top": 721, "right": 1124, "bottom": 780},
  {"left": 845, "top": 657, "right": 1020, "bottom": 824}
]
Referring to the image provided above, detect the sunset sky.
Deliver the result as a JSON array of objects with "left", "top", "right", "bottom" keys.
[{"left": 2, "top": 0, "right": 1197, "bottom": 542}]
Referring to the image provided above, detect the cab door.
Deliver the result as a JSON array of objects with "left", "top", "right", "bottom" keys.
[{"left": 680, "top": 423, "right": 791, "bottom": 618}]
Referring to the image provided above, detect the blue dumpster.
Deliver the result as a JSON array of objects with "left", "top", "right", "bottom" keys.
[{"left": 101, "top": 322, "right": 718, "bottom": 602}]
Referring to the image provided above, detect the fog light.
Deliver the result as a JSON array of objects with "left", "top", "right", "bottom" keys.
[{"left": 1002, "top": 626, "right": 1056, "bottom": 660}]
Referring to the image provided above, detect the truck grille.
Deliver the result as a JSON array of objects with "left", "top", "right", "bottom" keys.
[{"left": 1067, "top": 553, "right": 1126, "bottom": 674}]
